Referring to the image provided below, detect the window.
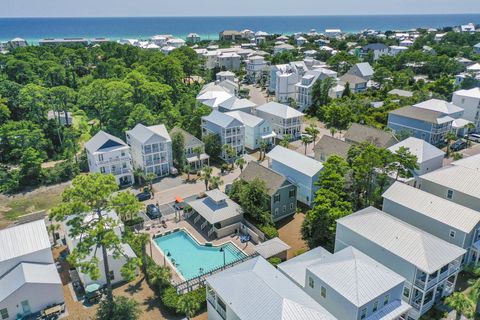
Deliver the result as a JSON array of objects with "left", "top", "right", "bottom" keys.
[
  {"left": 449, "top": 230, "right": 456, "bottom": 238},
  {"left": 320, "top": 286, "right": 326, "bottom": 298},
  {"left": 0, "top": 308, "right": 8, "bottom": 320},
  {"left": 446, "top": 189, "right": 454, "bottom": 199},
  {"left": 282, "top": 205, "right": 286, "bottom": 213},
  {"left": 403, "top": 287, "right": 410, "bottom": 299},
  {"left": 289, "top": 188, "right": 296, "bottom": 198},
  {"left": 121, "top": 151, "right": 125, "bottom": 157},
  {"left": 109, "top": 270, "right": 115, "bottom": 280},
  {"left": 373, "top": 300, "right": 379, "bottom": 312},
  {"left": 290, "top": 203, "right": 294, "bottom": 210},
  {"left": 360, "top": 308, "right": 367, "bottom": 319},
  {"left": 98, "top": 154, "right": 104, "bottom": 161},
  {"left": 274, "top": 194, "right": 280, "bottom": 203},
  {"left": 100, "top": 167, "right": 106, "bottom": 174},
  {"left": 383, "top": 294, "right": 390, "bottom": 306},
  {"left": 308, "top": 277, "right": 314, "bottom": 288},
  {"left": 275, "top": 208, "right": 279, "bottom": 215}
]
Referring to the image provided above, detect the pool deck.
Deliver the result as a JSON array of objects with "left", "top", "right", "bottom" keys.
[{"left": 145, "top": 219, "right": 255, "bottom": 285}]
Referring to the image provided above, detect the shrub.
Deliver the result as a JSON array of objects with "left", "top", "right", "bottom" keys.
[
  {"left": 161, "top": 285, "right": 206, "bottom": 316},
  {"left": 259, "top": 224, "right": 279, "bottom": 239},
  {"left": 268, "top": 257, "right": 282, "bottom": 267}
]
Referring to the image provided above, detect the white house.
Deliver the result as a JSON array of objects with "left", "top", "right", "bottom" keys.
[
  {"left": 336, "top": 207, "right": 466, "bottom": 319},
  {"left": 267, "top": 145, "right": 323, "bottom": 206},
  {"left": 217, "top": 52, "right": 241, "bottom": 71},
  {"left": 85, "top": 130, "right": 134, "bottom": 186},
  {"left": 215, "top": 71, "right": 235, "bottom": 83},
  {"left": 245, "top": 55, "right": 268, "bottom": 84},
  {"left": 389, "top": 45, "right": 408, "bottom": 56},
  {"left": 295, "top": 69, "right": 338, "bottom": 109},
  {"left": 186, "top": 33, "right": 201, "bottom": 43},
  {"left": 218, "top": 97, "right": 256, "bottom": 114},
  {"left": 0, "top": 220, "right": 64, "bottom": 320},
  {"left": 296, "top": 36, "right": 307, "bottom": 46},
  {"left": 325, "top": 29, "right": 342, "bottom": 38},
  {"left": 226, "top": 111, "right": 275, "bottom": 150},
  {"left": 206, "top": 256, "right": 336, "bottom": 320},
  {"left": 269, "top": 61, "right": 308, "bottom": 103},
  {"left": 474, "top": 43, "right": 480, "bottom": 54},
  {"left": 64, "top": 211, "right": 137, "bottom": 287},
  {"left": 387, "top": 137, "right": 445, "bottom": 178},
  {"left": 255, "top": 102, "right": 304, "bottom": 140},
  {"left": 202, "top": 110, "right": 245, "bottom": 161},
  {"left": 451, "top": 87, "right": 480, "bottom": 131},
  {"left": 8, "top": 37, "right": 27, "bottom": 48},
  {"left": 126, "top": 124, "right": 173, "bottom": 177},
  {"left": 383, "top": 182, "right": 480, "bottom": 266},
  {"left": 273, "top": 43, "right": 295, "bottom": 55},
  {"left": 279, "top": 246, "right": 411, "bottom": 320},
  {"left": 196, "top": 82, "right": 235, "bottom": 109},
  {"left": 166, "top": 38, "right": 185, "bottom": 48},
  {"left": 347, "top": 62, "right": 374, "bottom": 81}
]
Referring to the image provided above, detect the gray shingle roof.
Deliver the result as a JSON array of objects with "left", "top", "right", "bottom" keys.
[
  {"left": 337, "top": 206, "right": 466, "bottom": 273},
  {"left": 169, "top": 126, "right": 203, "bottom": 148},
  {"left": 339, "top": 73, "right": 368, "bottom": 85},
  {"left": 206, "top": 257, "right": 336, "bottom": 320},
  {"left": 389, "top": 106, "right": 452, "bottom": 124},
  {"left": 313, "top": 135, "right": 352, "bottom": 160},
  {"left": 84, "top": 130, "right": 127, "bottom": 153},
  {"left": 239, "top": 162, "right": 290, "bottom": 196},
  {"left": 344, "top": 123, "right": 397, "bottom": 147}
]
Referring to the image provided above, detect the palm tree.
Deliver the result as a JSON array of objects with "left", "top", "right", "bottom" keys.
[
  {"left": 209, "top": 175, "right": 224, "bottom": 190},
  {"left": 305, "top": 124, "right": 320, "bottom": 147},
  {"left": 136, "top": 233, "right": 150, "bottom": 280},
  {"left": 445, "top": 131, "right": 457, "bottom": 158},
  {"left": 134, "top": 168, "right": 145, "bottom": 186},
  {"left": 176, "top": 294, "right": 201, "bottom": 319},
  {"left": 465, "top": 122, "right": 476, "bottom": 147},
  {"left": 300, "top": 135, "right": 313, "bottom": 155},
  {"left": 200, "top": 166, "right": 213, "bottom": 191},
  {"left": 279, "top": 134, "right": 292, "bottom": 148},
  {"left": 145, "top": 172, "right": 157, "bottom": 193},
  {"left": 445, "top": 292, "right": 475, "bottom": 320},
  {"left": 259, "top": 141, "right": 268, "bottom": 161},
  {"left": 330, "top": 127, "right": 337, "bottom": 138},
  {"left": 47, "top": 223, "right": 60, "bottom": 246},
  {"left": 235, "top": 157, "right": 246, "bottom": 172},
  {"left": 223, "top": 145, "right": 237, "bottom": 169},
  {"left": 184, "top": 164, "right": 192, "bottom": 182},
  {"left": 147, "top": 264, "right": 171, "bottom": 294}
]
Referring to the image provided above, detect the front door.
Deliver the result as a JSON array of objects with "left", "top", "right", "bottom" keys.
[{"left": 21, "top": 300, "right": 31, "bottom": 315}]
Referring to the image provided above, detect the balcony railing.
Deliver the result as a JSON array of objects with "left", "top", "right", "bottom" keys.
[
  {"left": 110, "top": 168, "right": 132, "bottom": 176},
  {"left": 97, "top": 155, "right": 131, "bottom": 165}
]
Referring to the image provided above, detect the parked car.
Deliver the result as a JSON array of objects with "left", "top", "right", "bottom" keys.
[
  {"left": 136, "top": 191, "right": 151, "bottom": 202},
  {"left": 468, "top": 133, "right": 480, "bottom": 143},
  {"left": 450, "top": 139, "right": 466, "bottom": 151},
  {"left": 146, "top": 204, "right": 160, "bottom": 219}
]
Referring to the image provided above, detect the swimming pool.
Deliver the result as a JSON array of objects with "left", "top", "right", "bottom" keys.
[{"left": 153, "top": 230, "right": 246, "bottom": 280}]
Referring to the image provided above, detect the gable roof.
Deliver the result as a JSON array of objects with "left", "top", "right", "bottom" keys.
[
  {"left": 256, "top": 102, "right": 305, "bottom": 119},
  {"left": 169, "top": 126, "right": 203, "bottom": 148},
  {"left": 308, "top": 247, "right": 405, "bottom": 307},
  {"left": 389, "top": 106, "right": 453, "bottom": 124},
  {"left": 337, "top": 206, "right": 466, "bottom": 273},
  {"left": 0, "top": 219, "right": 51, "bottom": 263},
  {"left": 84, "top": 130, "right": 127, "bottom": 153},
  {"left": 354, "top": 62, "right": 374, "bottom": 77},
  {"left": 126, "top": 123, "right": 171, "bottom": 144},
  {"left": 239, "top": 162, "right": 290, "bottom": 196},
  {"left": 267, "top": 146, "right": 323, "bottom": 177},
  {"left": 313, "top": 135, "right": 352, "bottom": 160},
  {"left": 387, "top": 89, "right": 414, "bottom": 98},
  {"left": 339, "top": 73, "right": 368, "bottom": 85},
  {"left": 226, "top": 110, "right": 264, "bottom": 128},
  {"left": 413, "top": 99, "right": 464, "bottom": 115},
  {"left": 344, "top": 123, "right": 397, "bottom": 147},
  {"left": 202, "top": 110, "right": 243, "bottom": 128},
  {"left": 453, "top": 87, "right": 480, "bottom": 99},
  {"left": 207, "top": 257, "right": 336, "bottom": 320},
  {"left": 419, "top": 165, "right": 480, "bottom": 199},
  {"left": 383, "top": 182, "right": 480, "bottom": 233},
  {"left": 388, "top": 137, "right": 445, "bottom": 163},
  {"left": 218, "top": 97, "right": 256, "bottom": 112}
]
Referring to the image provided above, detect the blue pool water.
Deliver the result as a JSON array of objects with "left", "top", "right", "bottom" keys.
[{"left": 153, "top": 230, "right": 246, "bottom": 280}]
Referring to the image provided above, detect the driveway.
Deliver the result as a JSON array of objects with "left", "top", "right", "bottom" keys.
[{"left": 244, "top": 84, "right": 268, "bottom": 105}]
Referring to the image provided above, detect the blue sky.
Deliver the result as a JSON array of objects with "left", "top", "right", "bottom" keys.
[{"left": 1, "top": 0, "right": 480, "bottom": 17}]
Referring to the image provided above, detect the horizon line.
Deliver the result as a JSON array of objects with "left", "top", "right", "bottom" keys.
[{"left": 1, "top": 13, "right": 480, "bottom": 19}]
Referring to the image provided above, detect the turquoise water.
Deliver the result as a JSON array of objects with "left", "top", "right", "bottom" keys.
[
  {"left": 1, "top": 15, "right": 480, "bottom": 42},
  {"left": 153, "top": 230, "right": 246, "bottom": 280}
]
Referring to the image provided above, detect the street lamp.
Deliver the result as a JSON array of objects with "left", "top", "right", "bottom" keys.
[
  {"left": 164, "top": 250, "right": 171, "bottom": 266},
  {"left": 219, "top": 247, "right": 226, "bottom": 267}
]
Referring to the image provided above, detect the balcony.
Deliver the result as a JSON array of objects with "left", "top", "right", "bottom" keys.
[
  {"left": 97, "top": 155, "right": 131, "bottom": 165},
  {"left": 110, "top": 168, "right": 132, "bottom": 176}
]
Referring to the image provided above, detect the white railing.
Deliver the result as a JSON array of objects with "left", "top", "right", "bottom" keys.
[
  {"left": 201, "top": 221, "right": 208, "bottom": 230},
  {"left": 110, "top": 168, "right": 132, "bottom": 175},
  {"left": 207, "top": 227, "right": 214, "bottom": 238},
  {"left": 194, "top": 215, "right": 201, "bottom": 224}
]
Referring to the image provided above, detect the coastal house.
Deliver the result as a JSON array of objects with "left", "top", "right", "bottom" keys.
[
  {"left": 185, "top": 189, "right": 243, "bottom": 240},
  {"left": 225, "top": 111, "right": 275, "bottom": 150},
  {"left": 361, "top": 43, "right": 389, "bottom": 60},
  {"left": 39, "top": 38, "right": 89, "bottom": 46},
  {"left": 206, "top": 256, "right": 336, "bottom": 320},
  {"left": 64, "top": 211, "right": 137, "bottom": 287},
  {"left": 387, "top": 137, "right": 445, "bottom": 177},
  {"left": 216, "top": 71, "right": 236, "bottom": 83},
  {"left": 245, "top": 55, "right": 268, "bottom": 84},
  {"left": 388, "top": 89, "right": 414, "bottom": 98},
  {"left": 201, "top": 110, "right": 245, "bottom": 162},
  {"left": 0, "top": 220, "right": 64, "bottom": 320},
  {"left": 313, "top": 135, "right": 352, "bottom": 162},
  {"left": 296, "top": 36, "right": 307, "bottom": 46},
  {"left": 196, "top": 82, "right": 235, "bottom": 109},
  {"left": 474, "top": 43, "right": 480, "bottom": 54},
  {"left": 389, "top": 45, "right": 409, "bottom": 57},
  {"left": 325, "top": 29, "right": 342, "bottom": 38},
  {"left": 266, "top": 146, "right": 323, "bottom": 207},
  {"left": 273, "top": 43, "right": 295, "bottom": 55},
  {"left": 295, "top": 69, "right": 338, "bottom": 110},
  {"left": 218, "top": 97, "right": 256, "bottom": 114},
  {"left": 418, "top": 163, "right": 480, "bottom": 212},
  {"left": 336, "top": 207, "right": 466, "bottom": 319},
  {"left": 451, "top": 87, "right": 480, "bottom": 131},
  {"left": 279, "top": 246, "right": 411, "bottom": 320},
  {"left": 238, "top": 162, "right": 297, "bottom": 222},
  {"left": 347, "top": 62, "right": 374, "bottom": 81},
  {"left": 219, "top": 30, "right": 242, "bottom": 41},
  {"left": 186, "top": 33, "right": 201, "bottom": 43},
  {"left": 126, "top": 123, "right": 173, "bottom": 177},
  {"left": 382, "top": 182, "right": 480, "bottom": 266},
  {"left": 255, "top": 102, "right": 304, "bottom": 140},
  {"left": 344, "top": 123, "right": 398, "bottom": 148},
  {"left": 8, "top": 37, "right": 27, "bottom": 48},
  {"left": 85, "top": 130, "right": 134, "bottom": 186},
  {"left": 169, "top": 127, "right": 209, "bottom": 171},
  {"left": 269, "top": 61, "right": 308, "bottom": 102},
  {"left": 338, "top": 74, "right": 368, "bottom": 93},
  {"left": 47, "top": 110, "right": 73, "bottom": 126},
  {"left": 217, "top": 52, "right": 241, "bottom": 71}
]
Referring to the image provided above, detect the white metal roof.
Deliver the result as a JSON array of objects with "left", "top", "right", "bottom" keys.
[
  {"left": 278, "top": 247, "right": 332, "bottom": 286},
  {"left": 355, "top": 62, "right": 374, "bottom": 77},
  {"left": 383, "top": 182, "right": 480, "bottom": 233},
  {"left": 453, "top": 87, "right": 480, "bottom": 99},
  {"left": 388, "top": 137, "right": 444, "bottom": 163},
  {"left": 226, "top": 110, "right": 264, "bottom": 128},
  {"left": 187, "top": 192, "right": 243, "bottom": 225},
  {"left": 254, "top": 237, "right": 291, "bottom": 259},
  {"left": 202, "top": 110, "right": 243, "bottom": 128},
  {"left": 420, "top": 165, "right": 480, "bottom": 200},
  {"left": 0, "top": 219, "right": 51, "bottom": 263},
  {"left": 452, "top": 154, "right": 480, "bottom": 171},
  {"left": 267, "top": 146, "right": 323, "bottom": 177},
  {"left": 413, "top": 99, "right": 464, "bottom": 115},
  {"left": 308, "top": 247, "right": 405, "bottom": 307},
  {"left": 256, "top": 102, "right": 305, "bottom": 119},
  {"left": 0, "top": 263, "right": 61, "bottom": 302},
  {"left": 337, "top": 207, "right": 466, "bottom": 273},
  {"left": 126, "top": 123, "right": 171, "bottom": 144},
  {"left": 219, "top": 97, "right": 256, "bottom": 112},
  {"left": 207, "top": 257, "right": 336, "bottom": 320}
]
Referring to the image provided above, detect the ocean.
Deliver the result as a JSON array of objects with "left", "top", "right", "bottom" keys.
[{"left": 0, "top": 14, "right": 479, "bottom": 43}]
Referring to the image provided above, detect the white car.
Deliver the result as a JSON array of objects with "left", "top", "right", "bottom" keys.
[{"left": 468, "top": 133, "right": 480, "bottom": 143}]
